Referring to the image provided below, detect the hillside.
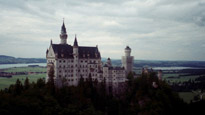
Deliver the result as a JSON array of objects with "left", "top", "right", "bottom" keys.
[{"left": 0, "top": 55, "right": 46, "bottom": 64}]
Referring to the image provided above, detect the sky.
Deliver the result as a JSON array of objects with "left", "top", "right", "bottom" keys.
[{"left": 0, "top": 0, "right": 205, "bottom": 61}]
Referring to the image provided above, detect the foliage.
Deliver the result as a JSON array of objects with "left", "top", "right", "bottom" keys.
[{"left": 0, "top": 72, "right": 204, "bottom": 114}]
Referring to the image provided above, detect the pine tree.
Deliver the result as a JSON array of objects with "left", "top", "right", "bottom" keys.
[
  {"left": 24, "top": 77, "right": 30, "bottom": 90},
  {"left": 47, "top": 66, "right": 55, "bottom": 94},
  {"left": 48, "top": 66, "right": 55, "bottom": 86},
  {"left": 14, "top": 79, "right": 23, "bottom": 95}
]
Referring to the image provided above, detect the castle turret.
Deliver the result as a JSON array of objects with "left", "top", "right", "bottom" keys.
[
  {"left": 106, "top": 58, "right": 112, "bottom": 67},
  {"left": 73, "top": 35, "right": 78, "bottom": 56},
  {"left": 125, "top": 46, "right": 131, "bottom": 56},
  {"left": 122, "top": 46, "right": 134, "bottom": 76},
  {"left": 73, "top": 35, "right": 79, "bottom": 85},
  {"left": 60, "top": 21, "right": 67, "bottom": 44}
]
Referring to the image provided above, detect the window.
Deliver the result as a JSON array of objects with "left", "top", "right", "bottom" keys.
[
  {"left": 63, "top": 60, "right": 65, "bottom": 63},
  {"left": 59, "top": 60, "right": 61, "bottom": 63},
  {"left": 59, "top": 75, "right": 61, "bottom": 77}
]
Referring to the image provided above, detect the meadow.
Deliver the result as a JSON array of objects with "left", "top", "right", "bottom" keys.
[{"left": 0, "top": 67, "right": 46, "bottom": 89}]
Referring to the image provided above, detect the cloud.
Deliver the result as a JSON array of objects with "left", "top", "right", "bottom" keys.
[{"left": 0, "top": 0, "right": 205, "bottom": 61}]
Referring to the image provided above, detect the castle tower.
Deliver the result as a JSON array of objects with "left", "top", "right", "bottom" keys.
[
  {"left": 73, "top": 35, "right": 79, "bottom": 85},
  {"left": 106, "top": 58, "right": 112, "bottom": 67},
  {"left": 122, "top": 46, "right": 134, "bottom": 76},
  {"left": 73, "top": 35, "right": 78, "bottom": 55},
  {"left": 60, "top": 21, "right": 68, "bottom": 44}
]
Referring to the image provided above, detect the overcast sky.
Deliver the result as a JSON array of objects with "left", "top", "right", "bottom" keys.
[{"left": 0, "top": 0, "right": 205, "bottom": 61}]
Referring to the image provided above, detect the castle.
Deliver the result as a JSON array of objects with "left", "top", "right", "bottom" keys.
[{"left": 46, "top": 22, "right": 134, "bottom": 93}]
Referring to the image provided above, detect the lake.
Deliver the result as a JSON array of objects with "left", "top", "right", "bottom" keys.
[
  {"left": 152, "top": 67, "right": 192, "bottom": 70},
  {"left": 0, "top": 63, "right": 47, "bottom": 69}
]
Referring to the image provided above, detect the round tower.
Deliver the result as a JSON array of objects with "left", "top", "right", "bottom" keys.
[
  {"left": 121, "top": 46, "right": 134, "bottom": 76},
  {"left": 106, "top": 58, "right": 112, "bottom": 67},
  {"left": 125, "top": 46, "right": 131, "bottom": 56}
]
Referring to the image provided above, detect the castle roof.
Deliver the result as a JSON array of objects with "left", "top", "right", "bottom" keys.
[
  {"left": 61, "top": 21, "right": 67, "bottom": 34},
  {"left": 52, "top": 44, "right": 73, "bottom": 58},
  {"left": 73, "top": 37, "right": 78, "bottom": 47},
  {"left": 51, "top": 44, "right": 101, "bottom": 59},
  {"left": 125, "top": 46, "right": 131, "bottom": 50},
  {"left": 78, "top": 46, "right": 100, "bottom": 59}
]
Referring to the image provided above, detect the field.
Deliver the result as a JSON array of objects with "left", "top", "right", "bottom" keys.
[
  {"left": 163, "top": 73, "right": 200, "bottom": 82},
  {"left": 0, "top": 67, "right": 46, "bottom": 89},
  {"left": 3, "top": 67, "right": 46, "bottom": 72},
  {"left": 178, "top": 92, "right": 197, "bottom": 103}
]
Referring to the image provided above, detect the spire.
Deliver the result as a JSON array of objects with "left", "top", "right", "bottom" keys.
[
  {"left": 61, "top": 20, "right": 67, "bottom": 34},
  {"left": 73, "top": 34, "right": 78, "bottom": 47},
  {"left": 50, "top": 39, "right": 52, "bottom": 44}
]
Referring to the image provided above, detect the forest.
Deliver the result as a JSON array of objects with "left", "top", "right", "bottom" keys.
[{"left": 0, "top": 70, "right": 204, "bottom": 115}]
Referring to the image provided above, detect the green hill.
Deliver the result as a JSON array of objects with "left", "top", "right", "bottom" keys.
[{"left": 0, "top": 55, "right": 46, "bottom": 64}]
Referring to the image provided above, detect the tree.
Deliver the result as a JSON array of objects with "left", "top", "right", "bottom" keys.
[
  {"left": 47, "top": 66, "right": 55, "bottom": 87},
  {"left": 127, "top": 72, "right": 134, "bottom": 86},
  {"left": 47, "top": 65, "right": 55, "bottom": 95},
  {"left": 14, "top": 79, "right": 23, "bottom": 95},
  {"left": 24, "top": 77, "right": 30, "bottom": 90}
]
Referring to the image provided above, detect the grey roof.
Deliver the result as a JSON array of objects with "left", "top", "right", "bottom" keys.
[
  {"left": 61, "top": 22, "right": 67, "bottom": 34},
  {"left": 52, "top": 44, "right": 73, "bottom": 58},
  {"left": 51, "top": 44, "right": 101, "bottom": 59},
  {"left": 78, "top": 46, "right": 100, "bottom": 59},
  {"left": 125, "top": 46, "right": 131, "bottom": 50},
  {"left": 103, "top": 64, "right": 108, "bottom": 67},
  {"left": 73, "top": 37, "right": 78, "bottom": 46}
]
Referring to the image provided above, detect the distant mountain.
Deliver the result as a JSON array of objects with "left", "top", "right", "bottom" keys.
[
  {"left": 1, "top": 55, "right": 205, "bottom": 68},
  {"left": 0, "top": 55, "right": 46, "bottom": 64},
  {"left": 103, "top": 58, "right": 205, "bottom": 68}
]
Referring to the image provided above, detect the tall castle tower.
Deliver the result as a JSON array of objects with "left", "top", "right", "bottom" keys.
[
  {"left": 73, "top": 35, "right": 79, "bottom": 85},
  {"left": 60, "top": 21, "right": 67, "bottom": 44},
  {"left": 122, "top": 46, "right": 134, "bottom": 75}
]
